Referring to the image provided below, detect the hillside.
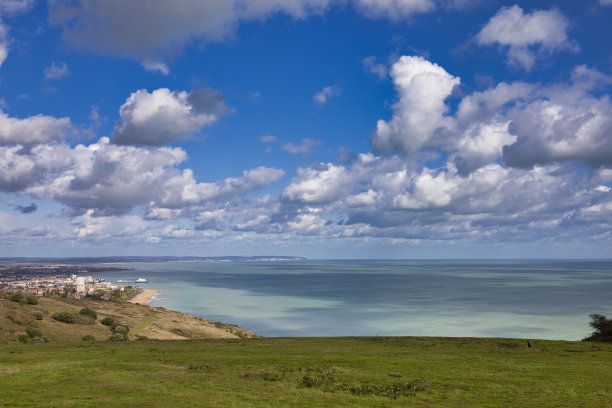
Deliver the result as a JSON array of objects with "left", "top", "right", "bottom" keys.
[{"left": 0, "top": 294, "right": 257, "bottom": 343}]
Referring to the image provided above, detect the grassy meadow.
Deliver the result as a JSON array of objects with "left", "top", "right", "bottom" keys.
[{"left": 1, "top": 336, "right": 611, "bottom": 407}]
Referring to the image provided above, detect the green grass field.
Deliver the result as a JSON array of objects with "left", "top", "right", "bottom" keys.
[{"left": 1, "top": 336, "right": 610, "bottom": 407}]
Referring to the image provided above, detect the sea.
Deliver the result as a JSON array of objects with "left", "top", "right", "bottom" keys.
[{"left": 93, "top": 260, "right": 612, "bottom": 341}]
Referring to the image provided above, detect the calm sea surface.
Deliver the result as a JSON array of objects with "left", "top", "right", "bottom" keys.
[{"left": 94, "top": 260, "right": 612, "bottom": 340}]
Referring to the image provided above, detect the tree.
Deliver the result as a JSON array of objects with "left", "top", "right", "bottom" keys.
[{"left": 583, "top": 314, "right": 612, "bottom": 342}]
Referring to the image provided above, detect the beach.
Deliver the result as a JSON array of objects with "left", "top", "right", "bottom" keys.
[{"left": 128, "top": 288, "right": 158, "bottom": 305}]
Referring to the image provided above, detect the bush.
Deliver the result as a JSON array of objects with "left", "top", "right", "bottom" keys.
[
  {"left": 82, "top": 335, "right": 96, "bottom": 342},
  {"left": 109, "top": 333, "right": 126, "bottom": 342},
  {"left": 101, "top": 317, "right": 116, "bottom": 327},
  {"left": 10, "top": 292, "right": 25, "bottom": 302},
  {"left": 112, "top": 325, "right": 129, "bottom": 335},
  {"left": 25, "top": 295, "right": 38, "bottom": 305},
  {"left": 30, "top": 336, "right": 46, "bottom": 343},
  {"left": 30, "top": 311, "right": 44, "bottom": 320},
  {"left": 583, "top": 314, "right": 612, "bottom": 342},
  {"left": 52, "top": 311, "right": 76, "bottom": 324},
  {"left": 79, "top": 307, "right": 98, "bottom": 320},
  {"left": 18, "top": 297, "right": 29, "bottom": 305},
  {"left": 25, "top": 325, "right": 43, "bottom": 339},
  {"left": 18, "top": 334, "right": 30, "bottom": 343}
]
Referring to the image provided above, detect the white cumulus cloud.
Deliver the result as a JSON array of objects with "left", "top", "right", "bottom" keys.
[
  {"left": 112, "top": 87, "right": 233, "bottom": 146},
  {"left": 0, "top": 109, "right": 75, "bottom": 146},
  {"left": 371, "top": 55, "right": 460, "bottom": 155},
  {"left": 476, "top": 5, "right": 577, "bottom": 71}
]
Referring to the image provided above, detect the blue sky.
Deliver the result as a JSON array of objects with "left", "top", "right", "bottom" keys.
[{"left": 1, "top": 0, "right": 612, "bottom": 258}]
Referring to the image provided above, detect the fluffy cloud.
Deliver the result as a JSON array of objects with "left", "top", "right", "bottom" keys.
[
  {"left": 0, "top": 109, "right": 75, "bottom": 146},
  {"left": 371, "top": 55, "right": 460, "bottom": 155},
  {"left": 111, "top": 87, "right": 233, "bottom": 146},
  {"left": 0, "top": 143, "right": 74, "bottom": 192},
  {"left": 476, "top": 5, "right": 577, "bottom": 71},
  {"left": 371, "top": 56, "right": 612, "bottom": 171},
  {"left": 18, "top": 138, "right": 283, "bottom": 215},
  {"left": 43, "top": 62, "right": 69, "bottom": 79},
  {"left": 282, "top": 163, "right": 351, "bottom": 204}
]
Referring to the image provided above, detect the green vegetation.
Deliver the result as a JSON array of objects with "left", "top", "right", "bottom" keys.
[
  {"left": 52, "top": 311, "right": 77, "bottom": 324},
  {"left": 79, "top": 307, "right": 98, "bottom": 320},
  {"left": 0, "top": 337, "right": 610, "bottom": 407},
  {"left": 30, "top": 310, "right": 44, "bottom": 320},
  {"left": 583, "top": 314, "right": 612, "bottom": 342}
]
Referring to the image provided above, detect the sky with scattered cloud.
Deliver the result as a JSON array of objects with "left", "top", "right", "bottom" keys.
[{"left": 0, "top": 0, "right": 611, "bottom": 258}]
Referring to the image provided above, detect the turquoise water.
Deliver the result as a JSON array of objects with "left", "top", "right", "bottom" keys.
[{"left": 95, "top": 260, "right": 612, "bottom": 340}]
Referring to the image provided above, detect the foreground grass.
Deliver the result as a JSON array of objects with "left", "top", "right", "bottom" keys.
[{"left": 0, "top": 337, "right": 610, "bottom": 407}]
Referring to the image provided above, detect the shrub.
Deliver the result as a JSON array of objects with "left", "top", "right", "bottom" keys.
[
  {"left": 10, "top": 292, "right": 25, "bottom": 302},
  {"left": 52, "top": 311, "right": 76, "bottom": 324},
  {"left": 18, "top": 297, "right": 29, "bottom": 305},
  {"left": 25, "top": 295, "right": 38, "bottom": 305},
  {"left": 112, "top": 325, "right": 129, "bottom": 335},
  {"left": 109, "top": 333, "right": 126, "bottom": 342},
  {"left": 30, "top": 336, "right": 46, "bottom": 343},
  {"left": 18, "top": 334, "right": 30, "bottom": 343},
  {"left": 82, "top": 335, "right": 96, "bottom": 342},
  {"left": 30, "top": 311, "right": 44, "bottom": 320},
  {"left": 79, "top": 307, "right": 98, "bottom": 320},
  {"left": 26, "top": 325, "right": 43, "bottom": 339},
  {"left": 101, "top": 317, "right": 116, "bottom": 327}
]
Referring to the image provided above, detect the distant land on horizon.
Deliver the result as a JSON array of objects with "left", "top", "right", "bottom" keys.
[{"left": 0, "top": 256, "right": 307, "bottom": 264}]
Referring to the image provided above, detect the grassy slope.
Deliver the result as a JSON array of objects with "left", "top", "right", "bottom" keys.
[
  {"left": 0, "top": 337, "right": 610, "bottom": 407},
  {"left": 0, "top": 296, "right": 257, "bottom": 342}
]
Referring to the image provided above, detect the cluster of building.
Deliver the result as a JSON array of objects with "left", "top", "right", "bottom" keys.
[{"left": 1, "top": 271, "right": 124, "bottom": 300}]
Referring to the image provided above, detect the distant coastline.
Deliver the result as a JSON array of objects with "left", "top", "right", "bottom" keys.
[{"left": 0, "top": 256, "right": 306, "bottom": 264}]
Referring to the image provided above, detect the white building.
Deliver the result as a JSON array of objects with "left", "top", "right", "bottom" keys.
[{"left": 75, "top": 276, "right": 86, "bottom": 293}]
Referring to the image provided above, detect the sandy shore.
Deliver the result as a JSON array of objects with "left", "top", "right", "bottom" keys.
[{"left": 128, "top": 288, "right": 159, "bottom": 305}]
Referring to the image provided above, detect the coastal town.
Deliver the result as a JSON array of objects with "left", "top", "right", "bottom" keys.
[{"left": 0, "top": 263, "right": 137, "bottom": 300}]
